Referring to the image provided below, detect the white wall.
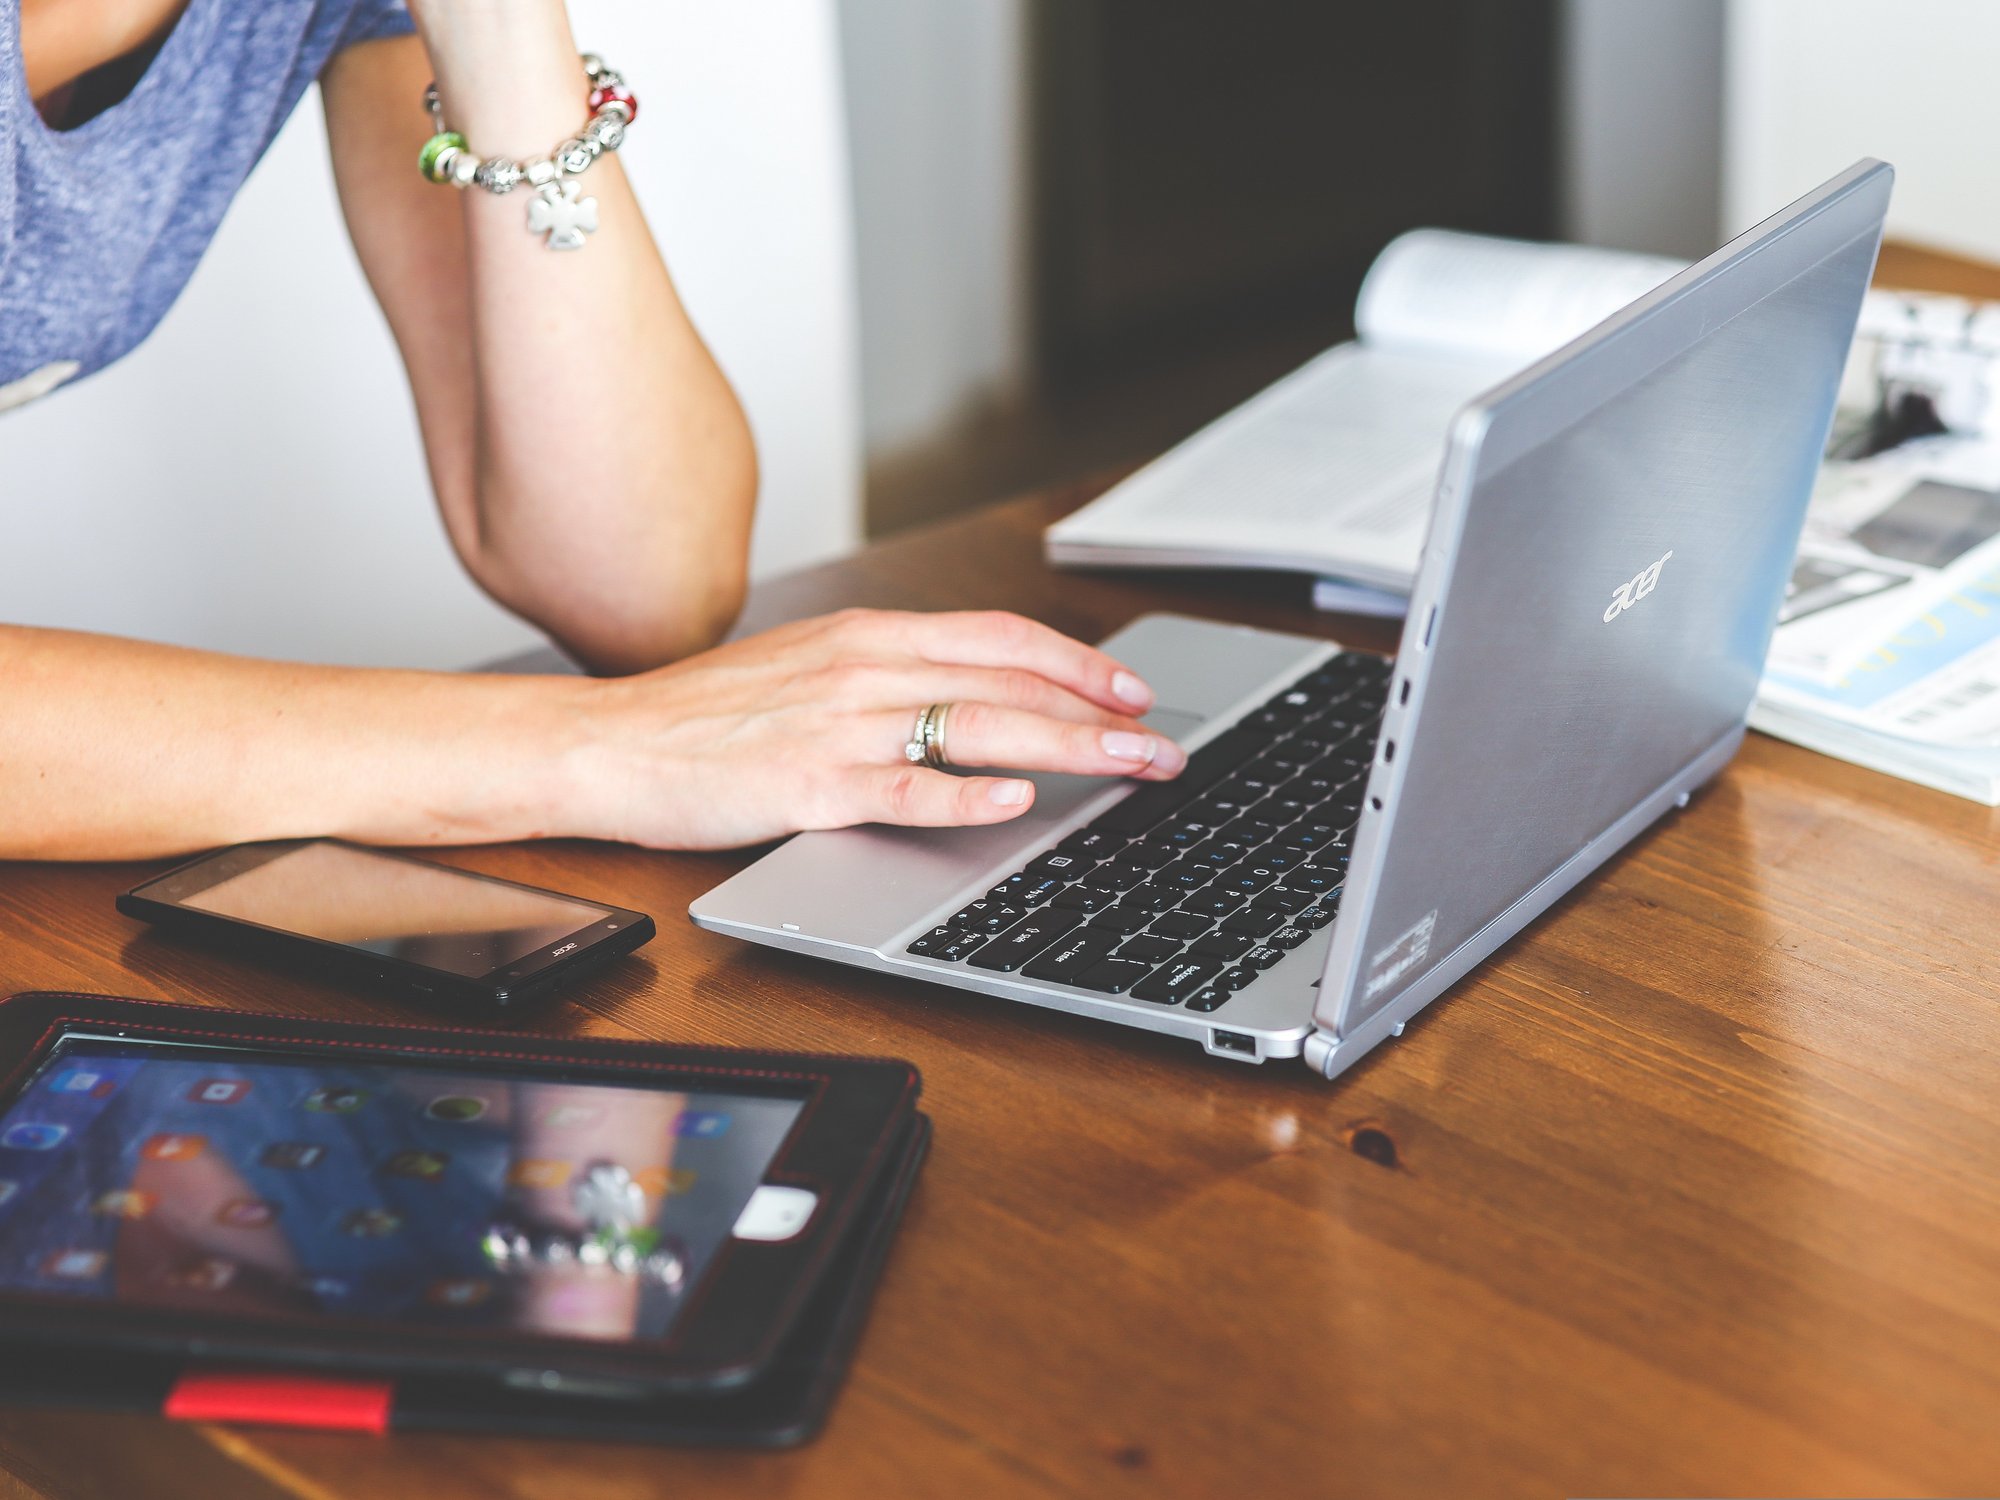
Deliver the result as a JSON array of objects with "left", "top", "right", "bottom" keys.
[
  {"left": 837, "top": 0, "right": 1030, "bottom": 458},
  {"left": 1725, "top": 0, "right": 2000, "bottom": 257},
  {"left": 1560, "top": 0, "right": 1725, "bottom": 259},
  {"left": 2, "top": 2, "right": 861, "bottom": 670}
]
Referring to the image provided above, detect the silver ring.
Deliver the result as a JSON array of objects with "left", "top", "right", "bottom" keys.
[
  {"left": 922, "top": 702, "right": 951, "bottom": 770},
  {"left": 903, "top": 703, "right": 951, "bottom": 769}
]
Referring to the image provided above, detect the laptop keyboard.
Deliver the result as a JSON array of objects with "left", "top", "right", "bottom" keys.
[{"left": 905, "top": 651, "right": 1393, "bottom": 1014}]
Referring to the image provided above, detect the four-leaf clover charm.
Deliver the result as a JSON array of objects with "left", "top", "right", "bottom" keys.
[{"left": 527, "top": 180, "right": 599, "bottom": 251}]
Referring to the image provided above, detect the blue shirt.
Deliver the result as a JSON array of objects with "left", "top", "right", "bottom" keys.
[{"left": 0, "top": 0, "right": 413, "bottom": 403}]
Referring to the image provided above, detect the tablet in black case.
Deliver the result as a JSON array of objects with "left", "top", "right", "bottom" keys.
[{"left": 0, "top": 993, "right": 930, "bottom": 1447}]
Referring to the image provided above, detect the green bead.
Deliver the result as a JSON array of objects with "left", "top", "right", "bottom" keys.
[{"left": 418, "top": 131, "right": 468, "bottom": 183}]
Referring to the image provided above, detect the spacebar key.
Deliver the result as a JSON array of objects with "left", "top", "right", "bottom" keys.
[
  {"left": 967, "top": 908, "right": 1084, "bottom": 972},
  {"left": 1092, "top": 729, "right": 1265, "bottom": 835}
]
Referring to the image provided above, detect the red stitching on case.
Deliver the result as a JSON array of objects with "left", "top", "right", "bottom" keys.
[{"left": 165, "top": 1370, "right": 393, "bottom": 1433}]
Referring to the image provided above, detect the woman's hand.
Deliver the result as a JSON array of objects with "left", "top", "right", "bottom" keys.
[{"left": 551, "top": 609, "right": 1189, "bottom": 849}]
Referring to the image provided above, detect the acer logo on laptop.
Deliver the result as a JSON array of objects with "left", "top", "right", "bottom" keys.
[{"left": 1603, "top": 551, "right": 1674, "bottom": 622}]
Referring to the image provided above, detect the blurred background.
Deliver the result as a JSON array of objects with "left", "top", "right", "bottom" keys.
[{"left": 7, "top": 0, "right": 1998, "bottom": 668}]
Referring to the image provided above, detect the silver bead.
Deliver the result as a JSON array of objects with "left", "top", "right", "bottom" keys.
[
  {"left": 476, "top": 157, "right": 523, "bottom": 195},
  {"left": 580, "top": 52, "right": 607, "bottom": 80},
  {"left": 597, "top": 98, "right": 633, "bottom": 128},
  {"left": 525, "top": 157, "right": 558, "bottom": 188},
  {"left": 587, "top": 114, "right": 626, "bottom": 152},
  {"left": 449, "top": 150, "right": 481, "bottom": 188},
  {"left": 556, "top": 137, "right": 595, "bottom": 176},
  {"left": 430, "top": 144, "right": 462, "bottom": 183}
]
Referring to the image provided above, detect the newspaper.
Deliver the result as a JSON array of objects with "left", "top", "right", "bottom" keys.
[{"left": 1753, "top": 290, "right": 2000, "bottom": 802}]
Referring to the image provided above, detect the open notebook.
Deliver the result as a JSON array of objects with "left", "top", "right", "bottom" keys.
[{"left": 1043, "top": 229, "right": 1684, "bottom": 593}]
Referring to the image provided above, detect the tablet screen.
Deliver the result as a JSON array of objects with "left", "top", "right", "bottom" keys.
[{"left": 0, "top": 1038, "right": 803, "bottom": 1344}]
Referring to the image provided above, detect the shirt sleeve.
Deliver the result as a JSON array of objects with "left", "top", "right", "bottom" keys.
[{"left": 334, "top": 0, "right": 417, "bottom": 53}]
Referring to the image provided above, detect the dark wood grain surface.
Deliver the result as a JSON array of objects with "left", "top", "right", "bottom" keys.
[{"left": 1, "top": 251, "right": 1997, "bottom": 1500}]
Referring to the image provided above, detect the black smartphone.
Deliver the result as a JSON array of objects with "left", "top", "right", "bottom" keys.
[
  {"left": 117, "top": 839, "right": 656, "bottom": 1010},
  {"left": 0, "top": 994, "right": 926, "bottom": 1424}
]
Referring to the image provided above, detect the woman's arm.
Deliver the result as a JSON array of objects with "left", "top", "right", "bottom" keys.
[
  {"left": 0, "top": 611, "right": 1182, "bottom": 860},
  {"left": 319, "top": 7, "right": 757, "bottom": 676}
]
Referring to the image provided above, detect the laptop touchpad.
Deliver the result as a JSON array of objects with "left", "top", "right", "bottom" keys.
[{"left": 1141, "top": 708, "right": 1206, "bottom": 742}]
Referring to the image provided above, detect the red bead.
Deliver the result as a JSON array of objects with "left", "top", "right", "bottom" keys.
[{"left": 589, "top": 85, "right": 637, "bottom": 123}]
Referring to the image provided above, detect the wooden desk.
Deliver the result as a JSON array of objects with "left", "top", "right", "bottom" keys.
[{"left": 3, "top": 254, "right": 1998, "bottom": 1500}]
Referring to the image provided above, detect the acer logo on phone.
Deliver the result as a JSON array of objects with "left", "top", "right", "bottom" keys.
[{"left": 1604, "top": 550, "right": 1674, "bottom": 622}]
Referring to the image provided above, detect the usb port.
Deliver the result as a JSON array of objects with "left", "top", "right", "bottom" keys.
[{"left": 1210, "top": 1029, "right": 1257, "bottom": 1058}]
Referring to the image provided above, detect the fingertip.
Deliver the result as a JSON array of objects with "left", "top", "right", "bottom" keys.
[
  {"left": 987, "top": 778, "right": 1033, "bottom": 809},
  {"left": 1111, "top": 669, "right": 1155, "bottom": 711}
]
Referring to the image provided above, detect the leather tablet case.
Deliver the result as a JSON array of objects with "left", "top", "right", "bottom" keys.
[{"left": 0, "top": 992, "right": 931, "bottom": 1448}]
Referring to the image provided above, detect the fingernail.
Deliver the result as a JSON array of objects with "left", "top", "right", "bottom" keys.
[
  {"left": 1153, "top": 738, "right": 1188, "bottom": 775},
  {"left": 989, "top": 780, "right": 1030, "bottom": 806},
  {"left": 1112, "top": 671, "right": 1154, "bottom": 710},
  {"left": 1102, "top": 731, "right": 1159, "bottom": 764}
]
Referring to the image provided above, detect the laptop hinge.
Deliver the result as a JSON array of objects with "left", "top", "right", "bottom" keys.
[{"left": 1302, "top": 1028, "right": 1340, "bottom": 1079}]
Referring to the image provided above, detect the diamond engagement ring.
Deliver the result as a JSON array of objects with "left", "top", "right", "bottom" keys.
[{"left": 904, "top": 704, "right": 952, "bottom": 769}]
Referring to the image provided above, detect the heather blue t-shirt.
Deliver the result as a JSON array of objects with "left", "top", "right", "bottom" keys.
[{"left": 0, "top": 0, "right": 413, "bottom": 408}]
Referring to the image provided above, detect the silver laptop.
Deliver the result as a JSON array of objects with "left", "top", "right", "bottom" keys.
[{"left": 693, "top": 161, "right": 1892, "bottom": 1081}]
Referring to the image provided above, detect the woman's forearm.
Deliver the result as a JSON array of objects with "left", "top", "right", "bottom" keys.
[
  {"left": 0, "top": 625, "right": 584, "bottom": 861},
  {"left": 394, "top": 4, "right": 756, "bottom": 673}
]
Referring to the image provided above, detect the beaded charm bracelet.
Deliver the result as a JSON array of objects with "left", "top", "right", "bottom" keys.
[{"left": 418, "top": 53, "right": 638, "bottom": 251}]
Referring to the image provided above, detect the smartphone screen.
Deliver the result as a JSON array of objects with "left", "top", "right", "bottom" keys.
[
  {"left": 177, "top": 842, "right": 614, "bottom": 979},
  {"left": 0, "top": 1039, "right": 804, "bottom": 1345}
]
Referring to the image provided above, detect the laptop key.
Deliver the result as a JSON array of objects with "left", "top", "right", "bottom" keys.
[
  {"left": 1026, "top": 851, "right": 1091, "bottom": 883},
  {"left": 1185, "top": 838, "right": 1251, "bottom": 868},
  {"left": 1132, "top": 959, "right": 1218, "bottom": 1005},
  {"left": 1124, "top": 840, "right": 1183, "bottom": 870},
  {"left": 906, "top": 925, "right": 986, "bottom": 961},
  {"left": 1215, "top": 966, "right": 1258, "bottom": 991},
  {"left": 1092, "top": 904, "right": 1158, "bottom": 935},
  {"left": 1242, "top": 709, "right": 1304, "bottom": 735},
  {"left": 1053, "top": 885, "right": 1116, "bottom": 914},
  {"left": 1149, "top": 910, "right": 1214, "bottom": 941},
  {"left": 1057, "top": 828, "right": 1124, "bottom": 859},
  {"left": 1241, "top": 944, "right": 1285, "bottom": 970},
  {"left": 1215, "top": 863, "right": 1281, "bottom": 896},
  {"left": 989, "top": 874, "right": 1063, "bottom": 907},
  {"left": 949, "top": 899, "right": 1023, "bottom": 934},
  {"left": 1072, "top": 957, "right": 1156, "bottom": 995},
  {"left": 1154, "top": 820, "right": 1214, "bottom": 850},
  {"left": 1190, "top": 931, "right": 1253, "bottom": 962},
  {"left": 1090, "top": 728, "right": 1265, "bottom": 835},
  {"left": 1217, "top": 817, "right": 1280, "bottom": 847},
  {"left": 1251, "top": 888, "right": 1314, "bottom": 916},
  {"left": 1184, "top": 985, "right": 1231, "bottom": 1013},
  {"left": 1023, "top": 926, "right": 1123, "bottom": 983},
  {"left": 1268, "top": 925, "right": 1313, "bottom": 950},
  {"left": 1154, "top": 862, "right": 1214, "bottom": 893},
  {"left": 1081, "top": 860, "right": 1149, "bottom": 893},
  {"left": 1177, "top": 889, "right": 1244, "bottom": 920},
  {"left": 1259, "top": 845, "right": 1308, "bottom": 871},
  {"left": 1221, "top": 907, "right": 1285, "bottom": 937},
  {"left": 1279, "top": 868, "right": 1340, "bottom": 896},
  {"left": 1114, "top": 934, "right": 1183, "bottom": 966},
  {"left": 1118, "top": 885, "right": 1183, "bottom": 915},
  {"left": 967, "top": 908, "right": 1084, "bottom": 972},
  {"left": 1295, "top": 902, "right": 1337, "bottom": 931}
]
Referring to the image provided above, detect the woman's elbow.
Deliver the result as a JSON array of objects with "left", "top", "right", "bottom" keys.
[{"left": 563, "top": 564, "right": 747, "bottom": 675}]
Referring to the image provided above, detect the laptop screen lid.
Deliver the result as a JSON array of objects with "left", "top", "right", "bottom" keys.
[{"left": 1305, "top": 160, "right": 1892, "bottom": 1079}]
